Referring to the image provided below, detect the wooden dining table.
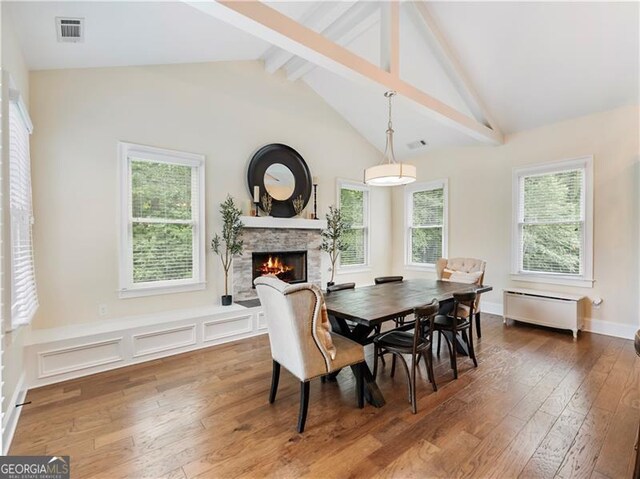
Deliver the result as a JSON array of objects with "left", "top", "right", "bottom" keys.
[{"left": 324, "top": 278, "right": 493, "bottom": 407}]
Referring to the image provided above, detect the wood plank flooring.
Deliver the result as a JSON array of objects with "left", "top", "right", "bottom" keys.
[{"left": 10, "top": 315, "right": 640, "bottom": 478}]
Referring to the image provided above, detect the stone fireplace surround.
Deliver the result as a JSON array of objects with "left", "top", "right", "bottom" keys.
[{"left": 232, "top": 217, "right": 325, "bottom": 301}]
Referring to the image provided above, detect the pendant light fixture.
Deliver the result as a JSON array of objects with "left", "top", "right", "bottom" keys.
[{"left": 364, "top": 91, "right": 416, "bottom": 186}]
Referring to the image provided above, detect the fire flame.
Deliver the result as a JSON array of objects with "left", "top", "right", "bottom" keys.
[{"left": 258, "top": 256, "right": 293, "bottom": 277}]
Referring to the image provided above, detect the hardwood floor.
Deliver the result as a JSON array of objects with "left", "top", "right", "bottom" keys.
[{"left": 10, "top": 314, "right": 639, "bottom": 478}]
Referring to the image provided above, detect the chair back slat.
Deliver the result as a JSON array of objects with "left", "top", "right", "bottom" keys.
[
  {"left": 327, "top": 282, "right": 355, "bottom": 293},
  {"left": 413, "top": 299, "right": 439, "bottom": 353},
  {"left": 453, "top": 291, "right": 477, "bottom": 324},
  {"left": 374, "top": 276, "right": 403, "bottom": 285}
]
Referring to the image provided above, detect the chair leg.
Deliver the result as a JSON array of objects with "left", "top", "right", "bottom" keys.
[
  {"left": 437, "top": 330, "right": 442, "bottom": 356},
  {"left": 410, "top": 354, "right": 418, "bottom": 414},
  {"left": 422, "top": 352, "right": 432, "bottom": 382},
  {"left": 374, "top": 325, "right": 386, "bottom": 367},
  {"left": 467, "top": 328, "right": 478, "bottom": 368},
  {"left": 391, "top": 354, "right": 397, "bottom": 377},
  {"left": 426, "top": 351, "right": 437, "bottom": 392},
  {"left": 269, "top": 360, "right": 280, "bottom": 404},
  {"left": 355, "top": 363, "right": 364, "bottom": 409},
  {"left": 394, "top": 353, "right": 412, "bottom": 404},
  {"left": 475, "top": 312, "right": 482, "bottom": 339},
  {"left": 297, "top": 381, "right": 310, "bottom": 433},
  {"left": 450, "top": 332, "right": 458, "bottom": 379},
  {"left": 321, "top": 375, "right": 326, "bottom": 384}
]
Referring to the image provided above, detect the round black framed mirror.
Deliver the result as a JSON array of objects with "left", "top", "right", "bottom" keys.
[{"left": 247, "top": 144, "right": 312, "bottom": 218}]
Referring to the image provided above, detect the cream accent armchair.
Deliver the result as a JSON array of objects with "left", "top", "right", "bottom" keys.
[
  {"left": 436, "top": 257, "right": 486, "bottom": 338},
  {"left": 255, "top": 276, "right": 366, "bottom": 433}
]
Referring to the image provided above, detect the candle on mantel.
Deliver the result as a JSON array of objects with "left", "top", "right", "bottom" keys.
[
  {"left": 253, "top": 186, "right": 260, "bottom": 203},
  {"left": 312, "top": 176, "right": 319, "bottom": 185}
]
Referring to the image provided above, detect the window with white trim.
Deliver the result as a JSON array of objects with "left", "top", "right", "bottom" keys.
[
  {"left": 512, "top": 157, "right": 593, "bottom": 286},
  {"left": 119, "top": 142, "right": 205, "bottom": 298},
  {"left": 9, "top": 92, "right": 38, "bottom": 328},
  {"left": 405, "top": 180, "right": 448, "bottom": 268},
  {"left": 338, "top": 180, "right": 369, "bottom": 269}
]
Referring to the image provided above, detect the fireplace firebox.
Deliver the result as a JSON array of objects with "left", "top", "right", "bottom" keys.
[{"left": 252, "top": 250, "right": 307, "bottom": 286}]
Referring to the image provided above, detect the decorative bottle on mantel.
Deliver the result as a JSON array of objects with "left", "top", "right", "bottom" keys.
[{"left": 253, "top": 186, "right": 260, "bottom": 217}]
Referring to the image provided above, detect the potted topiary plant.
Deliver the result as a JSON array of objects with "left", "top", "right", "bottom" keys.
[
  {"left": 211, "top": 195, "right": 244, "bottom": 306},
  {"left": 320, "top": 205, "right": 348, "bottom": 290}
]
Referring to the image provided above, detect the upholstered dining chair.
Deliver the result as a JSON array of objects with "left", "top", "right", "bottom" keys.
[
  {"left": 373, "top": 299, "right": 439, "bottom": 413},
  {"left": 254, "top": 275, "right": 366, "bottom": 433},
  {"left": 434, "top": 291, "right": 478, "bottom": 379},
  {"left": 436, "top": 258, "right": 486, "bottom": 338}
]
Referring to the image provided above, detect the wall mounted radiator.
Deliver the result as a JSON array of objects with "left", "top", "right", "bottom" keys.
[{"left": 503, "top": 288, "right": 585, "bottom": 339}]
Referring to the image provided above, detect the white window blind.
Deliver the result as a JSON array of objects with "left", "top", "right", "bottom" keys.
[
  {"left": 339, "top": 182, "right": 369, "bottom": 268},
  {"left": 518, "top": 168, "right": 584, "bottom": 275},
  {"left": 119, "top": 143, "right": 205, "bottom": 297},
  {"left": 9, "top": 100, "right": 38, "bottom": 328},
  {"left": 406, "top": 181, "right": 447, "bottom": 266}
]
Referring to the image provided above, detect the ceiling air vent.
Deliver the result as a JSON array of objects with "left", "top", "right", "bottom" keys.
[
  {"left": 56, "top": 17, "right": 84, "bottom": 43},
  {"left": 407, "top": 139, "right": 429, "bottom": 150}
]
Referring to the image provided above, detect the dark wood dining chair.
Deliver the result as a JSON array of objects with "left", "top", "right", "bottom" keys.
[
  {"left": 374, "top": 276, "right": 410, "bottom": 328},
  {"left": 374, "top": 276, "right": 404, "bottom": 285},
  {"left": 327, "top": 282, "right": 356, "bottom": 293},
  {"left": 372, "top": 299, "right": 438, "bottom": 413},
  {"left": 434, "top": 291, "right": 478, "bottom": 379}
]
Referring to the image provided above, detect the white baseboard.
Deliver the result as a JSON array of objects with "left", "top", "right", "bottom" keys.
[
  {"left": 25, "top": 304, "right": 266, "bottom": 389},
  {"left": 2, "top": 372, "right": 26, "bottom": 455},
  {"left": 583, "top": 318, "right": 637, "bottom": 340}
]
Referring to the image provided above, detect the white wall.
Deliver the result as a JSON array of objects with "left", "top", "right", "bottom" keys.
[
  {"left": 1, "top": 3, "right": 30, "bottom": 450},
  {"left": 29, "top": 61, "right": 392, "bottom": 330},
  {"left": 392, "top": 104, "right": 640, "bottom": 333}
]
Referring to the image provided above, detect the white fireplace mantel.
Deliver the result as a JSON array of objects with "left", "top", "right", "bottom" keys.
[{"left": 240, "top": 216, "right": 327, "bottom": 230}]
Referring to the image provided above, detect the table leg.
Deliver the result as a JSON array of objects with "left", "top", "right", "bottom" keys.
[
  {"left": 441, "top": 331, "right": 470, "bottom": 356},
  {"left": 329, "top": 316, "right": 386, "bottom": 408}
]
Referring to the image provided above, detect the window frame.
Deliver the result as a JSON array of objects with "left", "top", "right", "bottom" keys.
[
  {"left": 336, "top": 178, "right": 370, "bottom": 273},
  {"left": 404, "top": 179, "right": 449, "bottom": 271},
  {"left": 8, "top": 85, "right": 38, "bottom": 330},
  {"left": 118, "top": 142, "right": 206, "bottom": 298},
  {"left": 511, "top": 156, "right": 594, "bottom": 288}
]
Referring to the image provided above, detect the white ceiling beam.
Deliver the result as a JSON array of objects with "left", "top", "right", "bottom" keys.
[
  {"left": 186, "top": 1, "right": 503, "bottom": 145},
  {"left": 285, "top": 2, "right": 380, "bottom": 82},
  {"left": 262, "top": 1, "right": 355, "bottom": 74},
  {"left": 380, "top": 2, "right": 400, "bottom": 76},
  {"left": 410, "top": 2, "right": 501, "bottom": 132}
]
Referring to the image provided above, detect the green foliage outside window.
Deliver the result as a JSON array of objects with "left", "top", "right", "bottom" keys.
[
  {"left": 340, "top": 188, "right": 366, "bottom": 266},
  {"left": 521, "top": 170, "right": 582, "bottom": 274},
  {"left": 131, "top": 160, "right": 194, "bottom": 283},
  {"left": 411, "top": 188, "right": 443, "bottom": 264}
]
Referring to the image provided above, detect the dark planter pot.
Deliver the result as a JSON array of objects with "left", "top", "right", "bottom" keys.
[{"left": 221, "top": 295, "right": 233, "bottom": 306}]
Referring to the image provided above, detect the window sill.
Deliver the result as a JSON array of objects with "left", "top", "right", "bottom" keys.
[
  {"left": 510, "top": 273, "right": 594, "bottom": 288},
  {"left": 119, "top": 281, "right": 206, "bottom": 299},
  {"left": 405, "top": 264, "right": 436, "bottom": 272},
  {"left": 336, "top": 266, "right": 371, "bottom": 275}
]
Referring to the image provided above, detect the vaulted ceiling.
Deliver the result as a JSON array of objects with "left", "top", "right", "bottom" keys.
[{"left": 6, "top": 1, "right": 639, "bottom": 158}]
